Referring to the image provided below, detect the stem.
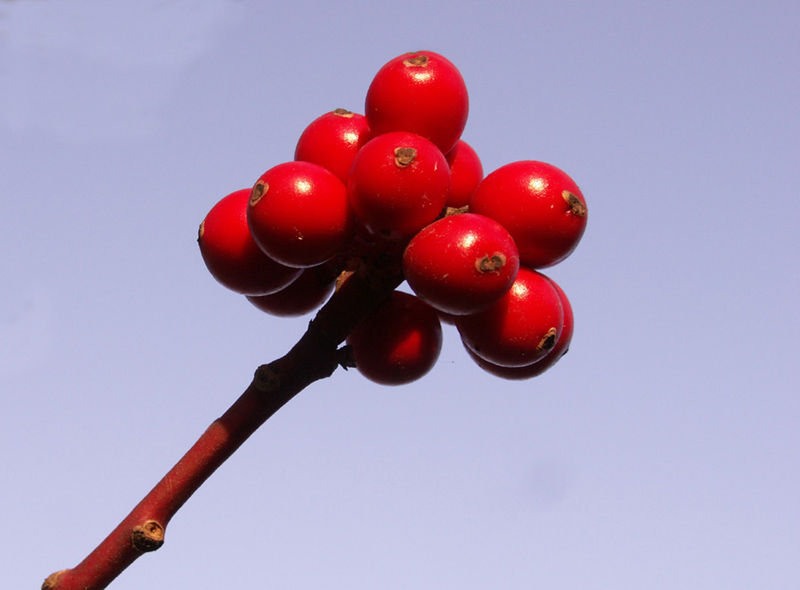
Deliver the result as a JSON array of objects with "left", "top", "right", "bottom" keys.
[{"left": 43, "top": 261, "right": 403, "bottom": 590}]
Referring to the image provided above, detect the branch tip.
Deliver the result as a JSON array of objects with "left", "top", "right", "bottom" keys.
[{"left": 42, "top": 570, "right": 68, "bottom": 590}]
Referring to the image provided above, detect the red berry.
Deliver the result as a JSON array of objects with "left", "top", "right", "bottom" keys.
[
  {"left": 198, "top": 189, "right": 302, "bottom": 295},
  {"left": 294, "top": 108, "right": 371, "bottom": 184},
  {"left": 403, "top": 213, "right": 519, "bottom": 315},
  {"left": 456, "top": 267, "right": 564, "bottom": 368},
  {"left": 365, "top": 51, "right": 469, "bottom": 155},
  {"left": 248, "top": 161, "right": 354, "bottom": 268},
  {"left": 445, "top": 140, "right": 483, "bottom": 208},
  {"left": 469, "top": 161, "right": 588, "bottom": 268},
  {"left": 347, "top": 131, "right": 450, "bottom": 240},
  {"left": 465, "top": 275, "right": 574, "bottom": 379},
  {"left": 540, "top": 275, "right": 574, "bottom": 365},
  {"left": 347, "top": 290, "right": 443, "bottom": 386},
  {"left": 246, "top": 265, "right": 335, "bottom": 317}
]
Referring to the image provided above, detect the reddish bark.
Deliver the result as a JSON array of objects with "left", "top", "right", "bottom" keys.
[{"left": 43, "top": 260, "right": 402, "bottom": 590}]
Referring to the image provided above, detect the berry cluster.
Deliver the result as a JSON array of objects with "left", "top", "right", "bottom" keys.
[{"left": 198, "top": 51, "right": 587, "bottom": 386}]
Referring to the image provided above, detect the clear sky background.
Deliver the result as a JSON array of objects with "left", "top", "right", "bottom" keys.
[{"left": 2, "top": 1, "right": 798, "bottom": 588}]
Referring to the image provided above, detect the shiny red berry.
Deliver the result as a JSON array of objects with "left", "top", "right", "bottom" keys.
[
  {"left": 347, "top": 290, "right": 443, "bottom": 386},
  {"left": 294, "top": 108, "right": 371, "bottom": 184},
  {"left": 246, "top": 265, "right": 336, "bottom": 317},
  {"left": 465, "top": 275, "right": 574, "bottom": 379},
  {"left": 403, "top": 213, "right": 519, "bottom": 315},
  {"left": 347, "top": 131, "right": 450, "bottom": 240},
  {"left": 248, "top": 161, "right": 354, "bottom": 268},
  {"left": 445, "top": 139, "right": 483, "bottom": 208},
  {"left": 469, "top": 161, "right": 587, "bottom": 268},
  {"left": 198, "top": 189, "right": 302, "bottom": 295},
  {"left": 456, "top": 267, "right": 564, "bottom": 368},
  {"left": 365, "top": 51, "right": 469, "bottom": 155}
]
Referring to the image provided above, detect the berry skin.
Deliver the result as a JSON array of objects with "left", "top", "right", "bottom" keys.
[
  {"left": 465, "top": 275, "right": 574, "bottom": 379},
  {"left": 365, "top": 51, "right": 469, "bottom": 155},
  {"left": 248, "top": 161, "right": 354, "bottom": 268},
  {"left": 469, "top": 161, "right": 587, "bottom": 269},
  {"left": 347, "top": 131, "right": 451, "bottom": 240},
  {"left": 536, "top": 275, "right": 574, "bottom": 368},
  {"left": 347, "top": 290, "right": 443, "bottom": 386},
  {"left": 198, "top": 189, "right": 302, "bottom": 295},
  {"left": 294, "top": 108, "right": 371, "bottom": 184},
  {"left": 445, "top": 140, "right": 483, "bottom": 208},
  {"left": 456, "top": 267, "right": 564, "bottom": 368},
  {"left": 403, "top": 213, "right": 519, "bottom": 315},
  {"left": 246, "top": 265, "right": 336, "bottom": 317}
]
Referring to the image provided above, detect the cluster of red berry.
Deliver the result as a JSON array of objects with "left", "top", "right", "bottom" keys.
[{"left": 198, "top": 51, "right": 587, "bottom": 386}]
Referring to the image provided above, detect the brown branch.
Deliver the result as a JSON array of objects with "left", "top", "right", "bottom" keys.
[{"left": 43, "top": 258, "right": 403, "bottom": 590}]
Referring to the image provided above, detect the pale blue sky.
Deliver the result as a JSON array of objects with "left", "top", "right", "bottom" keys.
[{"left": 2, "top": 1, "right": 798, "bottom": 588}]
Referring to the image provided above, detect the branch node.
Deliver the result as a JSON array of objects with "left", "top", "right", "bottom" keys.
[
  {"left": 336, "top": 345, "right": 356, "bottom": 370},
  {"left": 131, "top": 520, "right": 165, "bottom": 553},
  {"left": 253, "top": 364, "right": 281, "bottom": 392}
]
